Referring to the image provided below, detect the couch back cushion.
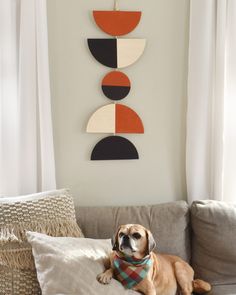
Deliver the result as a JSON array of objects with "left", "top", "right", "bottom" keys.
[
  {"left": 75, "top": 201, "right": 190, "bottom": 261},
  {"left": 191, "top": 200, "right": 236, "bottom": 285}
]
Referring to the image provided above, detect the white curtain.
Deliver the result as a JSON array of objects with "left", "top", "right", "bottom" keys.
[
  {"left": 0, "top": 0, "right": 56, "bottom": 196},
  {"left": 187, "top": 0, "right": 236, "bottom": 203}
]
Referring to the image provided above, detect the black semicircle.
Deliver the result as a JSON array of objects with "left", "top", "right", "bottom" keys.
[
  {"left": 88, "top": 39, "right": 117, "bottom": 68},
  {"left": 102, "top": 85, "right": 131, "bottom": 100},
  {"left": 91, "top": 136, "right": 139, "bottom": 160}
]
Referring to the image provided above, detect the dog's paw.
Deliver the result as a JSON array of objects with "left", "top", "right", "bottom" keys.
[{"left": 97, "top": 270, "right": 113, "bottom": 285}]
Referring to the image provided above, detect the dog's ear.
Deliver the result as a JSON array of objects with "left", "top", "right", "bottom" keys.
[
  {"left": 146, "top": 229, "right": 156, "bottom": 255},
  {"left": 111, "top": 226, "right": 121, "bottom": 251}
]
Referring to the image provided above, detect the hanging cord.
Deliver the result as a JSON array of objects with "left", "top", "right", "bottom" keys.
[
  {"left": 114, "top": 0, "right": 119, "bottom": 49},
  {"left": 114, "top": 0, "right": 119, "bottom": 135},
  {"left": 114, "top": 0, "right": 119, "bottom": 11}
]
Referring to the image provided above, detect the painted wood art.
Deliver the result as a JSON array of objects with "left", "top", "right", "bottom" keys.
[
  {"left": 87, "top": 104, "right": 144, "bottom": 134},
  {"left": 88, "top": 38, "right": 146, "bottom": 68},
  {"left": 93, "top": 11, "right": 141, "bottom": 36},
  {"left": 102, "top": 71, "right": 131, "bottom": 100},
  {"left": 91, "top": 136, "right": 139, "bottom": 160},
  {"left": 87, "top": 0, "right": 145, "bottom": 160}
]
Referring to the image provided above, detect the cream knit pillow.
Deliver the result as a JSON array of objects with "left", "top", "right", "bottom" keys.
[{"left": 0, "top": 189, "right": 83, "bottom": 295}]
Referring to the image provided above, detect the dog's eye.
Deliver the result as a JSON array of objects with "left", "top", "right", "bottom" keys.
[
  {"left": 132, "top": 233, "right": 141, "bottom": 240},
  {"left": 119, "top": 232, "right": 125, "bottom": 238}
]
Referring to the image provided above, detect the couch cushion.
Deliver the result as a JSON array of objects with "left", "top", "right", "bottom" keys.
[
  {"left": 191, "top": 200, "right": 236, "bottom": 285},
  {"left": 208, "top": 284, "right": 236, "bottom": 295},
  {"left": 75, "top": 201, "right": 190, "bottom": 261}
]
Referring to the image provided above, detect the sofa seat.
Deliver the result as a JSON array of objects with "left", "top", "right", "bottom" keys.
[
  {"left": 209, "top": 284, "right": 236, "bottom": 295},
  {"left": 74, "top": 200, "right": 236, "bottom": 295}
]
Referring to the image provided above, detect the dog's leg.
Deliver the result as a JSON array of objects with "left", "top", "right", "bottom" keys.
[
  {"left": 135, "top": 280, "right": 156, "bottom": 295},
  {"left": 174, "top": 261, "right": 194, "bottom": 295},
  {"left": 192, "top": 279, "right": 211, "bottom": 293},
  {"left": 97, "top": 268, "right": 113, "bottom": 285},
  {"left": 144, "top": 283, "right": 156, "bottom": 295}
]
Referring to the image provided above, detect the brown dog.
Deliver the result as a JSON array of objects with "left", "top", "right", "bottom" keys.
[{"left": 97, "top": 224, "right": 211, "bottom": 295}]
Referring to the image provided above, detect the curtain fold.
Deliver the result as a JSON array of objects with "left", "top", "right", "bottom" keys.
[
  {"left": 0, "top": 0, "right": 56, "bottom": 196},
  {"left": 0, "top": 0, "right": 19, "bottom": 195},
  {"left": 223, "top": 0, "right": 236, "bottom": 202},
  {"left": 187, "top": 0, "right": 236, "bottom": 203}
]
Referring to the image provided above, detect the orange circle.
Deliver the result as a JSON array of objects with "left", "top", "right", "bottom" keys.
[{"left": 101, "top": 71, "right": 131, "bottom": 101}]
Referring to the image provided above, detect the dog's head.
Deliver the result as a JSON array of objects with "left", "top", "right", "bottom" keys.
[{"left": 111, "top": 224, "right": 156, "bottom": 258}]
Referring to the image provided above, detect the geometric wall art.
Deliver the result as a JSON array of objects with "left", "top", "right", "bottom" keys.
[
  {"left": 87, "top": 1, "right": 146, "bottom": 160},
  {"left": 87, "top": 38, "right": 146, "bottom": 68},
  {"left": 86, "top": 104, "right": 144, "bottom": 134},
  {"left": 101, "top": 71, "right": 131, "bottom": 100},
  {"left": 91, "top": 136, "right": 139, "bottom": 160},
  {"left": 93, "top": 11, "right": 142, "bottom": 36}
]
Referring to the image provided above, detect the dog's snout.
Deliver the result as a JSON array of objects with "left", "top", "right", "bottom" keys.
[{"left": 122, "top": 235, "right": 131, "bottom": 247}]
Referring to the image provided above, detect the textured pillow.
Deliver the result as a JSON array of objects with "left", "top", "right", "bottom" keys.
[
  {"left": 0, "top": 189, "right": 83, "bottom": 295},
  {"left": 191, "top": 200, "right": 236, "bottom": 285},
  {"left": 27, "top": 231, "right": 138, "bottom": 295}
]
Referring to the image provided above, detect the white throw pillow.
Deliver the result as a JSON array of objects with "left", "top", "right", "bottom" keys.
[{"left": 27, "top": 231, "right": 138, "bottom": 295}]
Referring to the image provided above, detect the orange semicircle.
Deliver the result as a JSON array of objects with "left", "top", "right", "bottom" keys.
[
  {"left": 102, "top": 71, "right": 130, "bottom": 87},
  {"left": 116, "top": 104, "right": 144, "bottom": 134},
  {"left": 93, "top": 11, "right": 142, "bottom": 36}
]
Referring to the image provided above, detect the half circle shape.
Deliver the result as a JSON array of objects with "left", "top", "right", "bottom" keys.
[
  {"left": 87, "top": 38, "right": 146, "bottom": 69},
  {"left": 116, "top": 104, "right": 144, "bottom": 133},
  {"left": 86, "top": 104, "right": 144, "bottom": 134},
  {"left": 91, "top": 136, "right": 139, "bottom": 160},
  {"left": 93, "top": 11, "right": 142, "bottom": 36}
]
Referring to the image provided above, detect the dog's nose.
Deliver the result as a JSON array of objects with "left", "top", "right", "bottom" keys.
[{"left": 122, "top": 235, "right": 130, "bottom": 246}]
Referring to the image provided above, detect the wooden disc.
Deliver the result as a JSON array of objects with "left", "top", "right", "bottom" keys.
[{"left": 102, "top": 71, "right": 131, "bottom": 100}]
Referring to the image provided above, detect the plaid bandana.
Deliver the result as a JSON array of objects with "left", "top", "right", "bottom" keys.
[{"left": 113, "top": 254, "right": 152, "bottom": 289}]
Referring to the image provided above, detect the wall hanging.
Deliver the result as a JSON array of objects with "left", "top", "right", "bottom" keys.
[{"left": 87, "top": 0, "right": 145, "bottom": 160}]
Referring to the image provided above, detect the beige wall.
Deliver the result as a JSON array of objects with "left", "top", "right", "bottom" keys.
[{"left": 47, "top": 0, "right": 190, "bottom": 206}]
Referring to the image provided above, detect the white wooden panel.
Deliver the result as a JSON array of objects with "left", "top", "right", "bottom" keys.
[
  {"left": 86, "top": 104, "right": 115, "bottom": 133},
  {"left": 117, "top": 39, "right": 146, "bottom": 68}
]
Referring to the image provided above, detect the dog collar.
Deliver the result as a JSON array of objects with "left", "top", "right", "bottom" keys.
[{"left": 113, "top": 254, "right": 152, "bottom": 289}]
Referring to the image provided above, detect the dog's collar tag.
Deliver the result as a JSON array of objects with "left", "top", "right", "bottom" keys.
[{"left": 113, "top": 254, "right": 152, "bottom": 289}]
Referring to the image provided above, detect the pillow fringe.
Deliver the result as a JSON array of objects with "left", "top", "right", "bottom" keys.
[
  {"left": 0, "top": 248, "right": 35, "bottom": 270},
  {"left": 0, "top": 228, "right": 19, "bottom": 245},
  {"left": 0, "top": 219, "right": 83, "bottom": 269},
  {"left": 0, "top": 219, "right": 83, "bottom": 245}
]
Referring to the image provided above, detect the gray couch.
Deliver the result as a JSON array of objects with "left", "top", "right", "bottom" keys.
[{"left": 75, "top": 200, "right": 236, "bottom": 295}]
